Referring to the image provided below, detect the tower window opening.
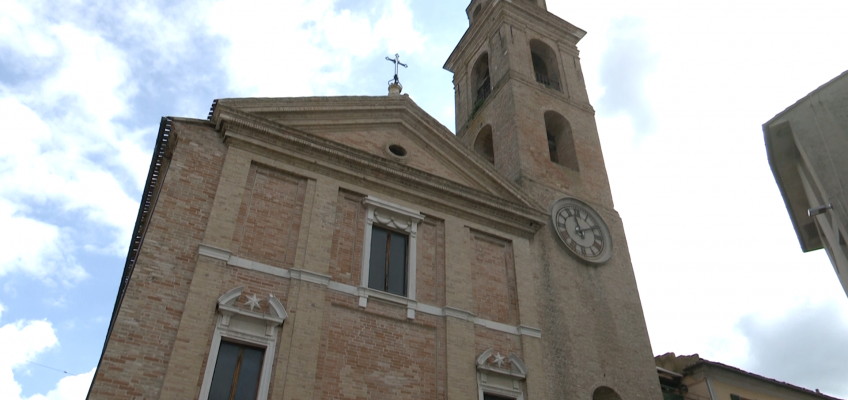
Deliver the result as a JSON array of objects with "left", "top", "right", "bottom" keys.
[
  {"left": 530, "top": 39, "right": 561, "bottom": 92},
  {"left": 547, "top": 131, "right": 558, "bottom": 164},
  {"left": 473, "top": 4, "right": 483, "bottom": 21},
  {"left": 473, "top": 53, "right": 492, "bottom": 106},
  {"left": 474, "top": 125, "right": 495, "bottom": 164},
  {"left": 593, "top": 387, "right": 623, "bottom": 400},
  {"left": 544, "top": 111, "right": 578, "bottom": 171}
]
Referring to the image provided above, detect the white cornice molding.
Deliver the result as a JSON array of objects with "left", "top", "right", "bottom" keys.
[
  {"left": 225, "top": 254, "right": 542, "bottom": 338},
  {"left": 444, "top": 306, "right": 477, "bottom": 322},
  {"left": 363, "top": 196, "right": 425, "bottom": 221},
  {"left": 198, "top": 244, "right": 232, "bottom": 261},
  {"left": 517, "top": 325, "right": 543, "bottom": 339},
  {"left": 228, "top": 256, "right": 290, "bottom": 278},
  {"left": 289, "top": 269, "right": 332, "bottom": 287}
]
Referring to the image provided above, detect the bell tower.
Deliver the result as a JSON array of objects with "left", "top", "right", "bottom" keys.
[
  {"left": 446, "top": 2, "right": 662, "bottom": 400},
  {"left": 445, "top": 0, "right": 612, "bottom": 209}
]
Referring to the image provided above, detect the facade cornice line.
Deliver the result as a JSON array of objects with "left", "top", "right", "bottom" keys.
[
  {"left": 213, "top": 97, "right": 540, "bottom": 209},
  {"left": 211, "top": 107, "right": 547, "bottom": 232},
  {"left": 221, "top": 251, "right": 544, "bottom": 339},
  {"left": 224, "top": 132, "right": 544, "bottom": 237}
]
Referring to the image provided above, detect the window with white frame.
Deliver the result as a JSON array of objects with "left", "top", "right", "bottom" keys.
[
  {"left": 367, "top": 225, "right": 409, "bottom": 296},
  {"left": 207, "top": 341, "right": 265, "bottom": 400},
  {"left": 358, "top": 196, "right": 424, "bottom": 318},
  {"left": 198, "top": 287, "right": 288, "bottom": 400}
]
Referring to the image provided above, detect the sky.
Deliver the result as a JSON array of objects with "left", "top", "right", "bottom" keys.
[{"left": 0, "top": 0, "right": 847, "bottom": 399}]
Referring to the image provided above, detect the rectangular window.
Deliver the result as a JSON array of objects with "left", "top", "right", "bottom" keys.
[
  {"left": 367, "top": 226, "right": 408, "bottom": 296},
  {"left": 208, "top": 341, "right": 265, "bottom": 400}
]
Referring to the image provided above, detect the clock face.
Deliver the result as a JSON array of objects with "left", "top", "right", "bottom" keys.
[{"left": 551, "top": 197, "right": 613, "bottom": 264}]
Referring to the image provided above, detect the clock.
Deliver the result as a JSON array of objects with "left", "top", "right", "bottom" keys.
[{"left": 551, "top": 197, "right": 613, "bottom": 264}]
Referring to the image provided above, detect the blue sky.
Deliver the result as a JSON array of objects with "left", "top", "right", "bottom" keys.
[{"left": 1, "top": 0, "right": 847, "bottom": 399}]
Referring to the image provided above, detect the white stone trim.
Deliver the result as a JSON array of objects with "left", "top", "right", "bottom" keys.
[
  {"left": 198, "top": 287, "right": 288, "bottom": 400},
  {"left": 229, "top": 256, "right": 290, "bottom": 278},
  {"left": 476, "top": 348, "right": 527, "bottom": 400},
  {"left": 210, "top": 249, "right": 543, "bottom": 338},
  {"left": 358, "top": 196, "right": 425, "bottom": 318},
  {"left": 444, "top": 306, "right": 477, "bottom": 321},
  {"left": 517, "top": 325, "right": 543, "bottom": 339},
  {"left": 198, "top": 244, "right": 232, "bottom": 261},
  {"left": 357, "top": 286, "right": 419, "bottom": 319},
  {"left": 289, "top": 269, "right": 331, "bottom": 286}
]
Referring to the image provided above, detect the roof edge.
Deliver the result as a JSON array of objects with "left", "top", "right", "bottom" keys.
[
  {"left": 765, "top": 69, "right": 848, "bottom": 126},
  {"left": 86, "top": 117, "right": 175, "bottom": 399},
  {"left": 686, "top": 359, "right": 844, "bottom": 400},
  {"left": 763, "top": 121, "right": 811, "bottom": 252}
]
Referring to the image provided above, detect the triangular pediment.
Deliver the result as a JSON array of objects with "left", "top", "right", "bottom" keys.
[{"left": 211, "top": 95, "right": 539, "bottom": 210}]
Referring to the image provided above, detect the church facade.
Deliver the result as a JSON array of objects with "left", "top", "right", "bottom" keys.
[{"left": 87, "top": 1, "right": 662, "bottom": 399}]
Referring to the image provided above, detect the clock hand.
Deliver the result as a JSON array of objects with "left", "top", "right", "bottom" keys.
[{"left": 574, "top": 217, "right": 585, "bottom": 238}]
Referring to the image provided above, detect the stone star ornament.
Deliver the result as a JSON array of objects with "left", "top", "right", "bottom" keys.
[
  {"left": 493, "top": 352, "right": 506, "bottom": 368},
  {"left": 245, "top": 294, "right": 261, "bottom": 311}
]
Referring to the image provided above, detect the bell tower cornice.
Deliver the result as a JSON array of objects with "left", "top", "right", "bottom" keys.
[{"left": 444, "top": 1, "right": 586, "bottom": 73}]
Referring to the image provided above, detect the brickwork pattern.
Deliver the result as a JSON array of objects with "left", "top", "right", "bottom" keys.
[
  {"left": 471, "top": 231, "right": 520, "bottom": 325},
  {"left": 232, "top": 163, "right": 307, "bottom": 268},
  {"left": 328, "top": 190, "right": 366, "bottom": 285},
  {"left": 415, "top": 218, "right": 446, "bottom": 307},
  {"left": 314, "top": 292, "right": 444, "bottom": 400}
]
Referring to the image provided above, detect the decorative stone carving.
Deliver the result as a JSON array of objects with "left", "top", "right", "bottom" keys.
[
  {"left": 199, "top": 287, "right": 288, "bottom": 400},
  {"left": 476, "top": 348, "right": 527, "bottom": 400}
]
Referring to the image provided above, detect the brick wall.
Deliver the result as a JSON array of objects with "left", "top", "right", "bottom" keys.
[
  {"left": 89, "top": 121, "right": 227, "bottom": 399},
  {"left": 328, "top": 190, "right": 366, "bottom": 285},
  {"left": 232, "top": 163, "right": 307, "bottom": 268},
  {"left": 313, "top": 292, "right": 446, "bottom": 400},
  {"left": 471, "top": 230, "right": 519, "bottom": 325}
]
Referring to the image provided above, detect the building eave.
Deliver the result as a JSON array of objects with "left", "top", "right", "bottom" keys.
[
  {"left": 763, "top": 121, "right": 814, "bottom": 252},
  {"left": 685, "top": 359, "right": 844, "bottom": 400}
]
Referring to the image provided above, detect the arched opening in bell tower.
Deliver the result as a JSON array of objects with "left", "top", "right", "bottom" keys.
[
  {"left": 530, "top": 39, "right": 561, "bottom": 92},
  {"left": 473, "top": 125, "right": 495, "bottom": 164},
  {"left": 592, "top": 387, "right": 622, "bottom": 400},
  {"left": 472, "top": 53, "right": 492, "bottom": 105},
  {"left": 544, "top": 111, "right": 578, "bottom": 171}
]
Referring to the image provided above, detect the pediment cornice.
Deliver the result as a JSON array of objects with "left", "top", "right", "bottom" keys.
[{"left": 210, "top": 100, "right": 547, "bottom": 237}]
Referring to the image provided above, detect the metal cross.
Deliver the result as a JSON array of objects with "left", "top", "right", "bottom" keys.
[{"left": 385, "top": 53, "right": 408, "bottom": 85}]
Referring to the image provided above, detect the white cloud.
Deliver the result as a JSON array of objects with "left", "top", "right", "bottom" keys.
[
  {"left": 208, "top": 0, "right": 425, "bottom": 97},
  {"left": 0, "top": 304, "right": 57, "bottom": 398},
  {"left": 0, "top": 0, "right": 149, "bottom": 279},
  {"left": 0, "top": 0, "right": 57, "bottom": 58},
  {"left": 0, "top": 199, "right": 86, "bottom": 286},
  {"left": 0, "top": 304, "right": 93, "bottom": 400},
  {"left": 737, "top": 301, "right": 848, "bottom": 397},
  {"left": 25, "top": 369, "right": 95, "bottom": 400}
]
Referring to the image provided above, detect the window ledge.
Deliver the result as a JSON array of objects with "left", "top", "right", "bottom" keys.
[{"left": 357, "top": 286, "right": 418, "bottom": 319}]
